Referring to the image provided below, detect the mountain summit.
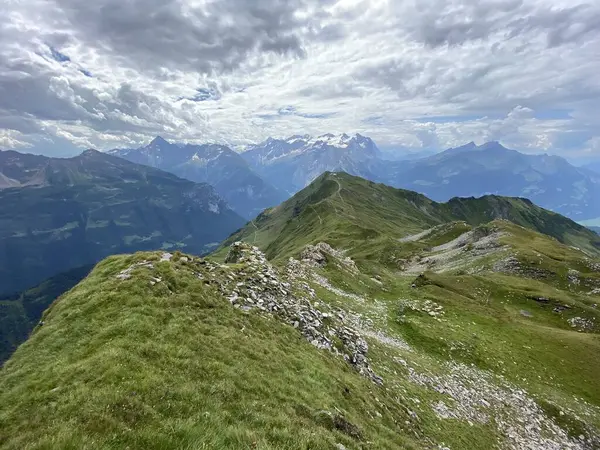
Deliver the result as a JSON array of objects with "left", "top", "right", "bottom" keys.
[
  {"left": 110, "top": 137, "right": 285, "bottom": 219},
  {"left": 239, "top": 136, "right": 600, "bottom": 222},
  {"left": 242, "top": 133, "right": 381, "bottom": 194},
  {"left": 378, "top": 141, "right": 600, "bottom": 220}
]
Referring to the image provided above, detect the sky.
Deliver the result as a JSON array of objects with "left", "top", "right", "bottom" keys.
[{"left": 1, "top": 0, "right": 599, "bottom": 159}]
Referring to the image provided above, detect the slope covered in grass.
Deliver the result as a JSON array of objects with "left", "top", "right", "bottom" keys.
[
  {"left": 2, "top": 173, "right": 600, "bottom": 449},
  {"left": 0, "top": 251, "right": 420, "bottom": 450},
  {"left": 223, "top": 172, "right": 600, "bottom": 260}
]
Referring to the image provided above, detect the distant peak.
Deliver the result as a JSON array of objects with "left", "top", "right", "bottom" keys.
[
  {"left": 448, "top": 141, "right": 508, "bottom": 154},
  {"left": 150, "top": 136, "right": 170, "bottom": 146},
  {"left": 479, "top": 141, "right": 506, "bottom": 151},
  {"left": 80, "top": 149, "right": 102, "bottom": 157}
]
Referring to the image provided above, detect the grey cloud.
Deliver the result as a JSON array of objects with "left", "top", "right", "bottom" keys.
[
  {"left": 507, "top": 4, "right": 600, "bottom": 47},
  {"left": 0, "top": 0, "right": 599, "bottom": 156},
  {"left": 402, "top": 0, "right": 600, "bottom": 48},
  {"left": 402, "top": 0, "right": 522, "bottom": 47},
  {"left": 0, "top": 59, "right": 90, "bottom": 122},
  {"left": 0, "top": 49, "right": 186, "bottom": 139},
  {"left": 51, "top": 0, "right": 339, "bottom": 74}
]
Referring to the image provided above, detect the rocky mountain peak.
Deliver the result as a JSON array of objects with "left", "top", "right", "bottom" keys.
[
  {"left": 478, "top": 141, "right": 507, "bottom": 151},
  {"left": 79, "top": 148, "right": 103, "bottom": 158},
  {"left": 149, "top": 136, "right": 170, "bottom": 147}
]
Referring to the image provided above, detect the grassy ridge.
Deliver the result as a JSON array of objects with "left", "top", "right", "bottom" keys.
[
  {"left": 0, "top": 253, "right": 418, "bottom": 449},
  {"left": 223, "top": 172, "right": 600, "bottom": 260}
]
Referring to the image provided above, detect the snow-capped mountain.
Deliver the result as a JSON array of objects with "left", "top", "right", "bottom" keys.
[
  {"left": 109, "top": 137, "right": 286, "bottom": 219},
  {"left": 242, "top": 133, "right": 381, "bottom": 193},
  {"left": 113, "top": 135, "right": 600, "bottom": 222}
]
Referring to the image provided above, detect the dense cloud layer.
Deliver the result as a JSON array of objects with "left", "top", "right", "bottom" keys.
[{"left": 0, "top": 0, "right": 599, "bottom": 158}]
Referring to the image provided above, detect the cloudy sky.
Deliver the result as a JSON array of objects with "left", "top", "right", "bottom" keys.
[{"left": 1, "top": 0, "right": 599, "bottom": 159}]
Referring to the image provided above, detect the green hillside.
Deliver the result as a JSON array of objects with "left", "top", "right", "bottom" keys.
[
  {"left": 1, "top": 172, "right": 599, "bottom": 449},
  {"left": 0, "top": 251, "right": 421, "bottom": 449},
  {"left": 222, "top": 172, "right": 600, "bottom": 260}
]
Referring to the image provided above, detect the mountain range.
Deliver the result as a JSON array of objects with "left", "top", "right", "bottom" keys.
[
  {"left": 242, "top": 133, "right": 381, "bottom": 194},
  {"left": 378, "top": 141, "right": 600, "bottom": 221},
  {"left": 0, "top": 149, "right": 245, "bottom": 295},
  {"left": 110, "top": 137, "right": 285, "bottom": 219},
  {"left": 2, "top": 171, "right": 599, "bottom": 449},
  {"left": 241, "top": 135, "right": 600, "bottom": 222}
]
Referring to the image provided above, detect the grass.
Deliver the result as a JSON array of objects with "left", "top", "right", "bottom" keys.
[
  {"left": 222, "top": 172, "right": 600, "bottom": 262},
  {"left": 2, "top": 171, "right": 600, "bottom": 449},
  {"left": 0, "top": 253, "right": 420, "bottom": 450}
]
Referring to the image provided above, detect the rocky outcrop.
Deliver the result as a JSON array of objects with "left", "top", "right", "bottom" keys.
[
  {"left": 218, "top": 242, "right": 381, "bottom": 384},
  {"left": 493, "top": 256, "right": 554, "bottom": 279},
  {"left": 299, "top": 242, "right": 359, "bottom": 274}
]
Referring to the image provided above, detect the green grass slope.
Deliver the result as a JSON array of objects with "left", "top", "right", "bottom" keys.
[
  {"left": 2, "top": 172, "right": 600, "bottom": 449},
  {"left": 222, "top": 172, "right": 600, "bottom": 260},
  {"left": 0, "top": 252, "right": 420, "bottom": 450}
]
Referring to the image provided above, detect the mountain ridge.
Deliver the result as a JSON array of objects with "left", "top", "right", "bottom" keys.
[
  {"left": 109, "top": 138, "right": 285, "bottom": 219},
  {"left": 377, "top": 141, "right": 600, "bottom": 221},
  {"left": 1, "top": 171, "right": 599, "bottom": 449},
  {"left": 238, "top": 136, "right": 600, "bottom": 222},
  {"left": 224, "top": 171, "right": 600, "bottom": 261},
  {"left": 0, "top": 149, "right": 245, "bottom": 294}
]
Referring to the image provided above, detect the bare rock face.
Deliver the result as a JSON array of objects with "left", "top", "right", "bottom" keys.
[
  {"left": 300, "top": 242, "right": 359, "bottom": 274},
  {"left": 224, "top": 242, "right": 245, "bottom": 263}
]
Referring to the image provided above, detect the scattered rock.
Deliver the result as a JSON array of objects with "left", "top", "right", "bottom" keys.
[
  {"left": 116, "top": 261, "right": 154, "bottom": 280},
  {"left": 402, "top": 227, "right": 508, "bottom": 274},
  {"left": 493, "top": 256, "right": 553, "bottom": 279},
  {"left": 299, "top": 242, "right": 359, "bottom": 274},
  {"left": 408, "top": 361, "right": 591, "bottom": 449},
  {"left": 568, "top": 317, "right": 595, "bottom": 332},
  {"left": 568, "top": 269, "right": 581, "bottom": 285},
  {"left": 399, "top": 299, "right": 445, "bottom": 319},
  {"left": 215, "top": 242, "right": 383, "bottom": 384}
]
